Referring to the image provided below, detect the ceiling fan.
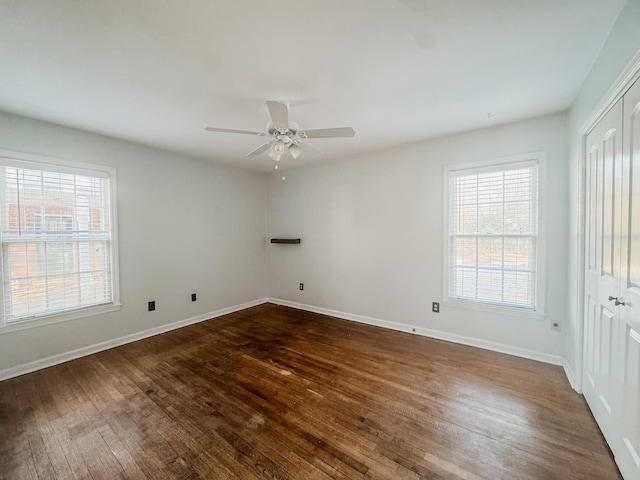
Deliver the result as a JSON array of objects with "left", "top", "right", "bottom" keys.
[{"left": 205, "top": 101, "right": 355, "bottom": 162}]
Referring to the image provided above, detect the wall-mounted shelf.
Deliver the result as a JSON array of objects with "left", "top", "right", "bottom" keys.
[{"left": 270, "top": 238, "right": 301, "bottom": 244}]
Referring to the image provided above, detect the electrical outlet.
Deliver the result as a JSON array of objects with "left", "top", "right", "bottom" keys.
[
  {"left": 551, "top": 319, "right": 561, "bottom": 331},
  {"left": 191, "top": 293, "right": 197, "bottom": 302},
  {"left": 299, "top": 283, "right": 304, "bottom": 291},
  {"left": 432, "top": 302, "right": 440, "bottom": 313},
  {"left": 148, "top": 301, "right": 155, "bottom": 312}
]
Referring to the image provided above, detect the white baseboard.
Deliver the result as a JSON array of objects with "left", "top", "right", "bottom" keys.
[
  {"left": 563, "top": 359, "right": 582, "bottom": 393},
  {"left": 268, "top": 298, "right": 566, "bottom": 367},
  {"left": 3, "top": 297, "right": 576, "bottom": 389},
  {"left": 0, "top": 298, "right": 268, "bottom": 382}
]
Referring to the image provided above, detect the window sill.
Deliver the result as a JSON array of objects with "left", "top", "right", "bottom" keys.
[
  {"left": 0, "top": 303, "right": 122, "bottom": 335},
  {"left": 440, "top": 298, "right": 547, "bottom": 321}
]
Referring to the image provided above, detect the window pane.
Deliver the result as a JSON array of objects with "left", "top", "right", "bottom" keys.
[
  {"left": 453, "top": 237, "right": 477, "bottom": 266},
  {"left": 476, "top": 268, "right": 503, "bottom": 303},
  {"left": 1, "top": 164, "right": 113, "bottom": 322},
  {"left": 448, "top": 161, "right": 537, "bottom": 309},
  {"left": 477, "top": 237, "right": 503, "bottom": 268},
  {"left": 504, "top": 201, "right": 532, "bottom": 234},
  {"left": 9, "top": 277, "right": 47, "bottom": 319},
  {"left": 453, "top": 266, "right": 478, "bottom": 299},
  {"left": 477, "top": 203, "right": 503, "bottom": 234},
  {"left": 456, "top": 204, "right": 478, "bottom": 234},
  {"left": 504, "top": 237, "right": 533, "bottom": 270},
  {"left": 502, "top": 271, "right": 532, "bottom": 306}
]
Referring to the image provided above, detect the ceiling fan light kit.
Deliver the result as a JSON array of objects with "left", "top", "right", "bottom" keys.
[
  {"left": 205, "top": 101, "right": 355, "bottom": 167},
  {"left": 270, "top": 139, "right": 285, "bottom": 161},
  {"left": 288, "top": 143, "right": 302, "bottom": 160}
]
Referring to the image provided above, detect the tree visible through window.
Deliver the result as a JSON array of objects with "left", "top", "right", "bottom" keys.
[
  {"left": 0, "top": 161, "right": 116, "bottom": 322},
  {"left": 447, "top": 159, "right": 538, "bottom": 309}
]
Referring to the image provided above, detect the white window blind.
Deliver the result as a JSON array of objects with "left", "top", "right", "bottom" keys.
[
  {"left": 0, "top": 161, "right": 114, "bottom": 322},
  {"left": 448, "top": 160, "right": 538, "bottom": 309}
]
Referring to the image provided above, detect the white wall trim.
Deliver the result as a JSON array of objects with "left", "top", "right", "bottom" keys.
[
  {"left": 0, "top": 303, "right": 122, "bottom": 335},
  {"left": 268, "top": 298, "right": 566, "bottom": 367},
  {"left": 0, "top": 298, "right": 268, "bottom": 382},
  {"left": 563, "top": 358, "right": 581, "bottom": 393},
  {"left": 572, "top": 130, "right": 587, "bottom": 394},
  {"left": 579, "top": 48, "right": 640, "bottom": 135}
]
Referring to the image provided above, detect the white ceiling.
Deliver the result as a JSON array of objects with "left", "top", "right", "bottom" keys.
[{"left": 0, "top": 0, "right": 627, "bottom": 172}]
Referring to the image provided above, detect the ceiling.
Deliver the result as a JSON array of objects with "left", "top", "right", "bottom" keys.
[{"left": 0, "top": 0, "right": 627, "bottom": 172}]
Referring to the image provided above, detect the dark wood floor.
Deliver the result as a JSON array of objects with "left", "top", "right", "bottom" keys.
[{"left": 0, "top": 303, "right": 621, "bottom": 479}]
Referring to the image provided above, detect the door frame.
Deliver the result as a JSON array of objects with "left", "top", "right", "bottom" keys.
[{"left": 575, "top": 49, "right": 640, "bottom": 393}]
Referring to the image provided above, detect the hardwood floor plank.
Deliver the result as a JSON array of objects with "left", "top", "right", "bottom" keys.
[
  {"left": 102, "top": 350, "right": 266, "bottom": 480},
  {"left": 0, "top": 304, "right": 622, "bottom": 479}
]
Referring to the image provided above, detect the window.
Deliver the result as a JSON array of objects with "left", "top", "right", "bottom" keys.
[
  {"left": 0, "top": 152, "right": 119, "bottom": 325},
  {"left": 445, "top": 155, "right": 540, "bottom": 310}
]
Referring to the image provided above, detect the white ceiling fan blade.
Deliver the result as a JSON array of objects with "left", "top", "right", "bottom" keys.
[
  {"left": 205, "top": 127, "right": 266, "bottom": 136},
  {"left": 299, "top": 142, "right": 323, "bottom": 158},
  {"left": 300, "top": 127, "right": 355, "bottom": 138},
  {"left": 246, "top": 143, "right": 271, "bottom": 157},
  {"left": 266, "top": 101, "right": 289, "bottom": 129}
]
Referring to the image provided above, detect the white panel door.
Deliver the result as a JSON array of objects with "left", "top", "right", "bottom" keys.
[
  {"left": 583, "top": 99, "right": 624, "bottom": 447},
  {"left": 583, "top": 77, "right": 640, "bottom": 480},
  {"left": 617, "top": 77, "right": 640, "bottom": 480}
]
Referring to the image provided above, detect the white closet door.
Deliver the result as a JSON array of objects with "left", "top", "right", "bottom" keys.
[
  {"left": 617, "top": 77, "right": 640, "bottom": 480},
  {"left": 583, "top": 99, "right": 624, "bottom": 446}
]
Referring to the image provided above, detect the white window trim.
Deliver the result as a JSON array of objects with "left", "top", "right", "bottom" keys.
[
  {"left": 0, "top": 148, "right": 121, "bottom": 331},
  {"left": 442, "top": 151, "right": 547, "bottom": 320}
]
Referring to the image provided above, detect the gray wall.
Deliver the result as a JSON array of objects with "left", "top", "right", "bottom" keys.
[
  {"left": 0, "top": 111, "right": 267, "bottom": 376},
  {"left": 267, "top": 112, "right": 568, "bottom": 362}
]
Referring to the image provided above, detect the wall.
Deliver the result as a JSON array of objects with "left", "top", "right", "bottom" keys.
[
  {"left": 267, "top": 112, "right": 568, "bottom": 362},
  {"left": 567, "top": 0, "right": 640, "bottom": 390},
  {"left": 0, "top": 111, "right": 267, "bottom": 378}
]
